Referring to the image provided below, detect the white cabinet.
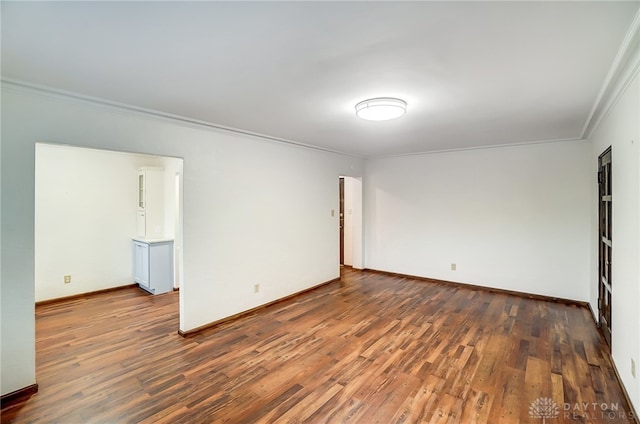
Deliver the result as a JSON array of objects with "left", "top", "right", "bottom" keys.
[
  {"left": 133, "top": 239, "right": 174, "bottom": 295},
  {"left": 133, "top": 241, "right": 150, "bottom": 289},
  {"left": 134, "top": 167, "right": 175, "bottom": 295},
  {"left": 137, "top": 167, "right": 164, "bottom": 238}
]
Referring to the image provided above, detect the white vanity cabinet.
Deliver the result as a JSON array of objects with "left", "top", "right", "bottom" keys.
[{"left": 133, "top": 238, "right": 174, "bottom": 295}]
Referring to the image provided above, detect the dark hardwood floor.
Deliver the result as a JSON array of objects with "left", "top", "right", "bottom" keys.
[{"left": 1, "top": 268, "right": 635, "bottom": 423}]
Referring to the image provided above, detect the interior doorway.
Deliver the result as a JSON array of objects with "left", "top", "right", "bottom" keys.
[
  {"left": 34, "top": 143, "right": 184, "bottom": 302},
  {"left": 338, "top": 176, "right": 363, "bottom": 269},
  {"left": 598, "top": 147, "right": 612, "bottom": 347},
  {"left": 339, "top": 177, "right": 345, "bottom": 265},
  {"left": 174, "top": 172, "right": 183, "bottom": 288}
]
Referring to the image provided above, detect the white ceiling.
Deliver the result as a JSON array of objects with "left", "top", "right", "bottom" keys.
[{"left": 2, "top": 1, "right": 638, "bottom": 157}]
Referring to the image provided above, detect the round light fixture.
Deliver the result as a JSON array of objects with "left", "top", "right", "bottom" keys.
[{"left": 355, "top": 97, "right": 407, "bottom": 121}]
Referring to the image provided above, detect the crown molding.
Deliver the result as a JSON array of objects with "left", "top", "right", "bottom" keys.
[
  {"left": 1, "top": 77, "right": 586, "bottom": 160},
  {"left": 581, "top": 10, "right": 640, "bottom": 139},
  {"left": 366, "top": 137, "right": 587, "bottom": 160},
  {"left": 0, "top": 78, "right": 364, "bottom": 160}
]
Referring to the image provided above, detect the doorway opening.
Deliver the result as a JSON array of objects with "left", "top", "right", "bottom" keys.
[
  {"left": 339, "top": 177, "right": 345, "bottom": 265},
  {"left": 338, "top": 176, "right": 363, "bottom": 269},
  {"left": 34, "top": 143, "right": 184, "bottom": 303},
  {"left": 597, "top": 147, "right": 612, "bottom": 347}
]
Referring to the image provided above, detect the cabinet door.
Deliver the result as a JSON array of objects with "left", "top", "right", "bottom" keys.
[
  {"left": 148, "top": 241, "right": 174, "bottom": 294},
  {"left": 138, "top": 172, "right": 145, "bottom": 210},
  {"left": 133, "top": 242, "right": 150, "bottom": 288}
]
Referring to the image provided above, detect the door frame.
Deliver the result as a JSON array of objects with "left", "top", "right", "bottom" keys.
[
  {"left": 339, "top": 177, "right": 345, "bottom": 265},
  {"left": 338, "top": 176, "right": 363, "bottom": 269},
  {"left": 597, "top": 147, "right": 612, "bottom": 347}
]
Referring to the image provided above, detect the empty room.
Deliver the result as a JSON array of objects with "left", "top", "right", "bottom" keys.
[{"left": 1, "top": 1, "right": 639, "bottom": 423}]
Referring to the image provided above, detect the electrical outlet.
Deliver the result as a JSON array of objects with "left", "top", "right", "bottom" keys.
[
  {"left": 632, "top": 358, "right": 636, "bottom": 379},
  {"left": 254, "top": 284, "right": 260, "bottom": 293},
  {"left": 451, "top": 263, "right": 457, "bottom": 271},
  {"left": 64, "top": 274, "right": 71, "bottom": 284}
]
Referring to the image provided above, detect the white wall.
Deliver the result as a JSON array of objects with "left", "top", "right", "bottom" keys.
[
  {"left": 35, "top": 144, "right": 135, "bottom": 301},
  {"left": 588, "top": 71, "right": 639, "bottom": 412},
  {"left": 364, "top": 140, "right": 592, "bottom": 301},
  {"left": 0, "top": 83, "right": 363, "bottom": 396}
]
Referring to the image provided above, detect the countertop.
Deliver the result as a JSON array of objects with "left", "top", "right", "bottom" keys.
[{"left": 132, "top": 237, "right": 174, "bottom": 244}]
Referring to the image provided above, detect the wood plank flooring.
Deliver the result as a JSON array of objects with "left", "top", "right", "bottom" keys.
[{"left": 1, "top": 268, "right": 635, "bottom": 423}]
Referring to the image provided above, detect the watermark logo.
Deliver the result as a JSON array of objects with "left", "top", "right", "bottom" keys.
[
  {"left": 529, "top": 397, "right": 559, "bottom": 423},
  {"left": 529, "top": 398, "right": 635, "bottom": 421}
]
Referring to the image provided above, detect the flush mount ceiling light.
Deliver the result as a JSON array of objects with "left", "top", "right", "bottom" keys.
[{"left": 355, "top": 97, "right": 407, "bottom": 121}]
